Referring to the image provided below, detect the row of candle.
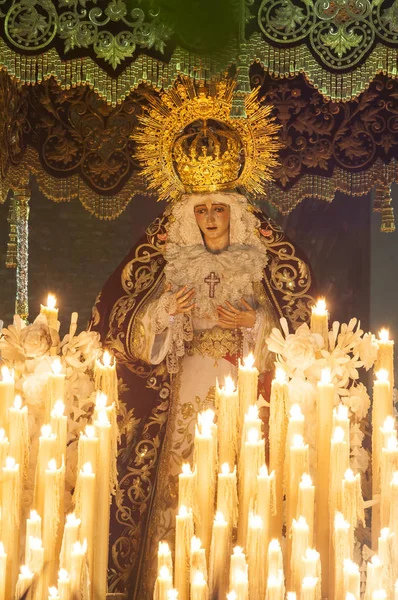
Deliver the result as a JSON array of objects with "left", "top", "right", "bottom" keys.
[
  {"left": 156, "top": 299, "right": 397, "bottom": 599},
  {"left": 0, "top": 294, "right": 119, "bottom": 598}
]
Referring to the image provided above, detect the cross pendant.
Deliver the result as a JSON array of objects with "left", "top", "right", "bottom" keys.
[{"left": 204, "top": 271, "right": 221, "bottom": 298}]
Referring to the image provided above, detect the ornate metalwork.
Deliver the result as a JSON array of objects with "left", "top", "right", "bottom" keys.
[
  {"left": 256, "top": 0, "right": 397, "bottom": 70},
  {"left": 2, "top": 0, "right": 172, "bottom": 68}
]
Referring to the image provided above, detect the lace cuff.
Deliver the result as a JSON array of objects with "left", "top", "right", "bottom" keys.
[
  {"left": 166, "top": 313, "right": 193, "bottom": 374},
  {"left": 242, "top": 309, "right": 261, "bottom": 350},
  {"left": 154, "top": 293, "right": 178, "bottom": 334}
]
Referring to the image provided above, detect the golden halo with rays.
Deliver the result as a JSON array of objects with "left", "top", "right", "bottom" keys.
[{"left": 133, "top": 76, "right": 282, "bottom": 202}]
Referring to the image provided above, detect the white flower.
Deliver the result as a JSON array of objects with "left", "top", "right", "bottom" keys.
[
  {"left": 358, "top": 333, "right": 379, "bottom": 371},
  {"left": 344, "top": 383, "right": 370, "bottom": 420},
  {"left": 267, "top": 318, "right": 323, "bottom": 374},
  {"left": 23, "top": 372, "right": 49, "bottom": 407}
]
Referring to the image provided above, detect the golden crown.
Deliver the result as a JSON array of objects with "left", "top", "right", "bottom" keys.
[{"left": 133, "top": 77, "right": 281, "bottom": 201}]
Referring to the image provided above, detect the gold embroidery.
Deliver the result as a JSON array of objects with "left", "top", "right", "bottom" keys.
[{"left": 186, "top": 327, "right": 238, "bottom": 361}]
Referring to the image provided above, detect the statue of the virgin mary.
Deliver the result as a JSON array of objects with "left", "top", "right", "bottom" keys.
[{"left": 89, "top": 77, "right": 317, "bottom": 599}]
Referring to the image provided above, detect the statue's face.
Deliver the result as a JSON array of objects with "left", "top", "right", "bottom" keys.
[{"left": 193, "top": 195, "right": 230, "bottom": 244}]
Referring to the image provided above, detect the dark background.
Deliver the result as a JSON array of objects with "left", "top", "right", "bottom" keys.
[{"left": 0, "top": 179, "right": 396, "bottom": 378}]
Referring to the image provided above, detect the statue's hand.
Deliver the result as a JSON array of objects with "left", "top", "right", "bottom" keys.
[
  {"left": 217, "top": 298, "right": 256, "bottom": 329},
  {"left": 168, "top": 285, "right": 195, "bottom": 315}
]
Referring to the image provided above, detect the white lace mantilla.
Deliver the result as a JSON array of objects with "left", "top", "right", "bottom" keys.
[{"left": 164, "top": 243, "right": 268, "bottom": 320}]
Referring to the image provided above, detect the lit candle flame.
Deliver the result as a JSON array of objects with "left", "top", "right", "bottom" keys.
[
  {"left": 379, "top": 328, "right": 389, "bottom": 342},
  {"left": 304, "top": 548, "right": 319, "bottom": 561},
  {"left": 20, "top": 565, "right": 33, "bottom": 577},
  {"left": 47, "top": 459, "right": 57, "bottom": 471},
  {"left": 247, "top": 428, "right": 259, "bottom": 443},
  {"left": 233, "top": 546, "right": 244, "bottom": 556},
  {"left": 159, "top": 566, "right": 170, "bottom": 579},
  {"left": 371, "top": 555, "right": 381, "bottom": 566},
  {"left": 29, "top": 510, "right": 39, "bottom": 520},
  {"left": 380, "top": 527, "right": 391, "bottom": 539},
  {"left": 181, "top": 463, "right": 191, "bottom": 475},
  {"left": 259, "top": 464, "right": 268, "bottom": 477},
  {"left": 178, "top": 505, "right": 188, "bottom": 518},
  {"left": 193, "top": 571, "right": 205, "bottom": 585},
  {"left": 382, "top": 416, "right": 395, "bottom": 432},
  {"left": 191, "top": 537, "right": 202, "bottom": 552},
  {"left": 65, "top": 513, "right": 80, "bottom": 527},
  {"left": 13, "top": 395, "right": 22, "bottom": 410},
  {"left": 376, "top": 369, "right": 389, "bottom": 383},
  {"left": 246, "top": 405, "right": 259, "bottom": 420},
  {"left": 242, "top": 353, "right": 255, "bottom": 369},
  {"left": 290, "top": 404, "right": 303, "bottom": 420},
  {"left": 29, "top": 537, "right": 43, "bottom": 550},
  {"left": 334, "top": 404, "right": 348, "bottom": 420},
  {"left": 5, "top": 456, "right": 16, "bottom": 469},
  {"left": 84, "top": 425, "right": 96, "bottom": 439},
  {"left": 41, "top": 424, "right": 53, "bottom": 438},
  {"left": 47, "top": 294, "right": 57, "bottom": 309},
  {"left": 0, "top": 429, "right": 5, "bottom": 443},
  {"left": 51, "top": 400, "right": 65, "bottom": 418},
  {"left": 51, "top": 359, "right": 62, "bottom": 376},
  {"left": 0, "top": 542, "right": 5, "bottom": 557},
  {"left": 332, "top": 426, "right": 345, "bottom": 443},
  {"left": 96, "top": 391, "right": 108, "bottom": 409},
  {"left": 215, "top": 511, "right": 227, "bottom": 524},
  {"left": 302, "top": 577, "right": 318, "bottom": 589},
  {"left": 312, "top": 297, "right": 327, "bottom": 315},
  {"left": 82, "top": 462, "right": 93, "bottom": 476},
  {"left": 387, "top": 437, "right": 398, "bottom": 451},
  {"left": 292, "top": 434, "right": 304, "bottom": 448},
  {"left": 391, "top": 471, "right": 398, "bottom": 485},
  {"left": 268, "top": 539, "right": 280, "bottom": 551},
  {"left": 275, "top": 367, "right": 287, "bottom": 384},
  {"left": 158, "top": 542, "right": 170, "bottom": 555},
  {"left": 102, "top": 350, "right": 112, "bottom": 367},
  {"left": 96, "top": 409, "right": 110, "bottom": 426},
  {"left": 334, "top": 511, "right": 349, "bottom": 530},
  {"left": 58, "top": 569, "right": 70, "bottom": 582},
  {"left": 300, "top": 473, "right": 313, "bottom": 487},
  {"left": 249, "top": 513, "right": 263, "bottom": 529},
  {"left": 320, "top": 368, "right": 331, "bottom": 384},
  {"left": 167, "top": 591, "right": 179, "bottom": 600},
  {"left": 223, "top": 375, "right": 235, "bottom": 394},
  {"left": 1, "top": 366, "right": 14, "bottom": 382},
  {"left": 221, "top": 463, "right": 230, "bottom": 475},
  {"left": 48, "top": 587, "right": 59, "bottom": 599},
  {"left": 344, "top": 468, "right": 355, "bottom": 482}
]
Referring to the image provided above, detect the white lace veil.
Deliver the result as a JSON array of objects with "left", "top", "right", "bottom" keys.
[{"left": 166, "top": 191, "right": 263, "bottom": 249}]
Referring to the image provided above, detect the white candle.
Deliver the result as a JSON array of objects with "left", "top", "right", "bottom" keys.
[
  {"left": 287, "top": 435, "right": 309, "bottom": 544},
  {"left": 25, "top": 511, "right": 41, "bottom": 564},
  {"left": 216, "top": 376, "right": 239, "bottom": 467},
  {"left": 373, "top": 369, "right": 393, "bottom": 499},
  {"left": 175, "top": 505, "right": 194, "bottom": 600},
  {"left": 247, "top": 513, "right": 265, "bottom": 600},
  {"left": 330, "top": 426, "right": 349, "bottom": 517},
  {"left": 190, "top": 537, "right": 206, "bottom": 585},
  {"left": 238, "top": 354, "right": 258, "bottom": 425},
  {"left": 381, "top": 438, "right": 398, "bottom": 531},
  {"left": 301, "top": 577, "right": 318, "bottom": 600},
  {"left": 240, "top": 404, "right": 262, "bottom": 457},
  {"left": 40, "top": 293, "right": 59, "bottom": 330},
  {"left": 194, "top": 412, "right": 216, "bottom": 553},
  {"left": 290, "top": 516, "right": 309, "bottom": 593},
  {"left": 209, "top": 511, "right": 230, "bottom": 599},
  {"left": 93, "top": 409, "right": 113, "bottom": 599},
  {"left": 316, "top": 368, "right": 334, "bottom": 598},
  {"left": 94, "top": 349, "right": 118, "bottom": 407},
  {"left": 0, "top": 543, "right": 6, "bottom": 600},
  {"left": 390, "top": 472, "right": 398, "bottom": 582},
  {"left": 269, "top": 367, "right": 288, "bottom": 540},
  {"left": 2, "top": 456, "right": 20, "bottom": 596},
  {"left": 267, "top": 539, "right": 283, "bottom": 579},
  {"left": 8, "top": 395, "right": 29, "bottom": 482},
  {"left": 34, "top": 425, "right": 57, "bottom": 517},
  {"left": 378, "top": 527, "right": 393, "bottom": 591},
  {"left": 238, "top": 427, "right": 265, "bottom": 546},
  {"left": 265, "top": 571, "right": 285, "bottom": 600},
  {"left": 0, "top": 366, "right": 14, "bottom": 433},
  {"left": 50, "top": 401, "right": 67, "bottom": 465},
  {"left": 343, "top": 559, "right": 360, "bottom": 599},
  {"left": 298, "top": 474, "right": 315, "bottom": 546},
  {"left": 154, "top": 566, "right": 173, "bottom": 600},
  {"left": 60, "top": 513, "right": 80, "bottom": 571},
  {"left": 70, "top": 540, "right": 89, "bottom": 599},
  {"left": 310, "top": 297, "right": 329, "bottom": 346},
  {"left": 365, "top": 556, "right": 383, "bottom": 599},
  {"left": 333, "top": 404, "right": 350, "bottom": 455},
  {"left": 57, "top": 569, "right": 71, "bottom": 600},
  {"left": 333, "top": 512, "right": 351, "bottom": 600},
  {"left": 74, "top": 461, "right": 96, "bottom": 583},
  {"left": 230, "top": 546, "right": 248, "bottom": 591},
  {"left": 158, "top": 541, "right": 173, "bottom": 574},
  {"left": 376, "top": 328, "right": 394, "bottom": 395},
  {"left": 77, "top": 425, "right": 99, "bottom": 474},
  {"left": 191, "top": 571, "right": 208, "bottom": 600},
  {"left": 217, "top": 463, "right": 238, "bottom": 529},
  {"left": 178, "top": 463, "right": 194, "bottom": 510},
  {"left": 27, "top": 536, "right": 44, "bottom": 599},
  {"left": 43, "top": 458, "right": 65, "bottom": 588},
  {"left": 15, "top": 565, "right": 34, "bottom": 600},
  {"left": 47, "top": 359, "right": 65, "bottom": 420},
  {"left": 256, "top": 464, "right": 274, "bottom": 565},
  {"left": 342, "top": 469, "right": 364, "bottom": 551},
  {"left": 301, "top": 548, "right": 321, "bottom": 598}
]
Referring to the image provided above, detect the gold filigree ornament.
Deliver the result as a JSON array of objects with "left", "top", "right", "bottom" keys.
[{"left": 133, "top": 76, "right": 282, "bottom": 201}]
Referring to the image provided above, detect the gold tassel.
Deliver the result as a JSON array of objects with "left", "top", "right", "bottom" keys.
[{"left": 5, "top": 197, "right": 17, "bottom": 269}]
